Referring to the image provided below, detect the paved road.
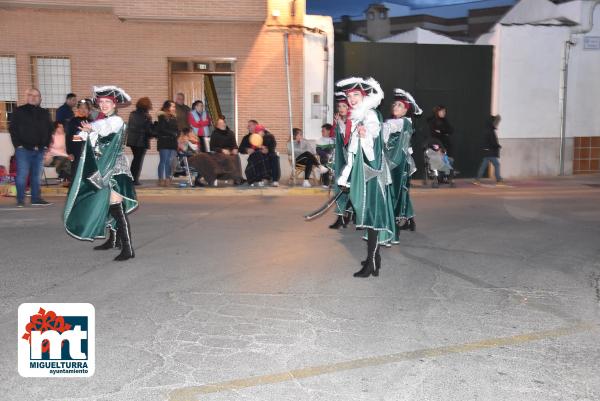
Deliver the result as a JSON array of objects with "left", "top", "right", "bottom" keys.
[{"left": 1, "top": 178, "right": 599, "bottom": 401}]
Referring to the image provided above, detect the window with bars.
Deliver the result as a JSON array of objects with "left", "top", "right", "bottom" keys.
[
  {"left": 31, "top": 56, "right": 71, "bottom": 118},
  {"left": 0, "top": 55, "right": 18, "bottom": 131}
]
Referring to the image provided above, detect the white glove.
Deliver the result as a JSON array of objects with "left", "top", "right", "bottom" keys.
[{"left": 77, "top": 131, "right": 89, "bottom": 141}]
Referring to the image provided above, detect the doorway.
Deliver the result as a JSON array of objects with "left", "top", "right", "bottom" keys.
[
  {"left": 171, "top": 73, "right": 205, "bottom": 106},
  {"left": 169, "top": 59, "right": 236, "bottom": 132}
]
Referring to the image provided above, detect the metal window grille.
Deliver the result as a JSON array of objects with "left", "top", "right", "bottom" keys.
[
  {"left": 31, "top": 56, "right": 71, "bottom": 111},
  {"left": 0, "top": 55, "right": 17, "bottom": 131}
]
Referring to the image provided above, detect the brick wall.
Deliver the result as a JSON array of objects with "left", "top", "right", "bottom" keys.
[
  {"left": 0, "top": 0, "right": 305, "bottom": 152},
  {"left": 573, "top": 137, "right": 600, "bottom": 174},
  {"left": 1, "top": 0, "right": 267, "bottom": 21}
]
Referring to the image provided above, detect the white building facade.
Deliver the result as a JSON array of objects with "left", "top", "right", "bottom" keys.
[{"left": 478, "top": 0, "right": 600, "bottom": 177}]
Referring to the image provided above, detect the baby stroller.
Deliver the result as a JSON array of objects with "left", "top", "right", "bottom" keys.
[
  {"left": 423, "top": 142, "right": 455, "bottom": 188},
  {"left": 173, "top": 151, "right": 198, "bottom": 187}
]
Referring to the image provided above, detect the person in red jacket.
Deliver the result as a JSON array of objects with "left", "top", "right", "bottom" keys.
[{"left": 188, "top": 100, "right": 211, "bottom": 152}]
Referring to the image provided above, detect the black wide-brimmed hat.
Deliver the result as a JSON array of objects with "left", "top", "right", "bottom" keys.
[
  {"left": 92, "top": 85, "right": 131, "bottom": 106},
  {"left": 392, "top": 88, "right": 422, "bottom": 116}
]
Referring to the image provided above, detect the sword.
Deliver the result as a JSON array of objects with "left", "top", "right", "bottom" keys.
[{"left": 304, "top": 190, "right": 345, "bottom": 221}]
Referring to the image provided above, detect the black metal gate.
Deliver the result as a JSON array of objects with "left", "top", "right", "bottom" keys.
[{"left": 335, "top": 42, "right": 493, "bottom": 178}]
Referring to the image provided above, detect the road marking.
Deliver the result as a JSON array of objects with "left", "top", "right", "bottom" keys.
[{"left": 168, "top": 322, "right": 596, "bottom": 400}]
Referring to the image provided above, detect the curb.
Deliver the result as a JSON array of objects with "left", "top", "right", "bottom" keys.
[
  {"left": 2, "top": 175, "right": 598, "bottom": 198},
  {"left": 25, "top": 185, "right": 331, "bottom": 197}
]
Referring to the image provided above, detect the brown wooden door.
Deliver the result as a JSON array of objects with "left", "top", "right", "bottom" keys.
[{"left": 171, "top": 73, "right": 205, "bottom": 106}]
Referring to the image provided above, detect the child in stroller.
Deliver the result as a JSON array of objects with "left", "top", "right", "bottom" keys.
[
  {"left": 173, "top": 128, "right": 199, "bottom": 186},
  {"left": 423, "top": 140, "right": 455, "bottom": 188}
]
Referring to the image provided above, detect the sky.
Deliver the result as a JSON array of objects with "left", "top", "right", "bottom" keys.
[{"left": 306, "top": 0, "right": 507, "bottom": 19}]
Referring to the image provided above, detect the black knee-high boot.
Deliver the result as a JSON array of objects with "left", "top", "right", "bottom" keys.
[
  {"left": 329, "top": 215, "right": 346, "bottom": 229},
  {"left": 109, "top": 203, "right": 135, "bottom": 261},
  {"left": 398, "top": 217, "right": 416, "bottom": 232},
  {"left": 354, "top": 229, "right": 377, "bottom": 278},
  {"left": 93, "top": 227, "right": 122, "bottom": 250},
  {"left": 360, "top": 235, "right": 381, "bottom": 275},
  {"left": 372, "top": 245, "right": 381, "bottom": 277}
]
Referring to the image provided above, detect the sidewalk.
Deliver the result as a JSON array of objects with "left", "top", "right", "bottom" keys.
[{"left": 1, "top": 174, "right": 599, "bottom": 198}]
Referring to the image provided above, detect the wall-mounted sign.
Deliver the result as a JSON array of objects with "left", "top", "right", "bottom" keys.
[
  {"left": 196, "top": 63, "right": 209, "bottom": 70},
  {"left": 583, "top": 36, "right": 600, "bottom": 50}
]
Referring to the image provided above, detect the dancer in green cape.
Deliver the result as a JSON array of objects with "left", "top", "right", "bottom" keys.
[
  {"left": 64, "top": 86, "right": 138, "bottom": 261},
  {"left": 384, "top": 88, "right": 421, "bottom": 243},
  {"left": 329, "top": 91, "right": 354, "bottom": 229},
  {"left": 335, "top": 77, "right": 395, "bottom": 278}
]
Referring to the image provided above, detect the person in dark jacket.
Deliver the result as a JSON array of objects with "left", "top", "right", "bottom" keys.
[
  {"left": 155, "top": 100, "right": 179, "bottom": 186},
  {"left": 244, "top": 124, "right": 281, "bottom": 187},
  {"left": 55, "top": 93, "right": 77, "bottom": 126},
  {"left": 210, "top": 118, "right": 243, "bottom": 184},
  {"left": 66, "top": 99, "right": 92, "bottom": 181},
  {"left": 262, "top": 128, "right": 280, "bottom": 186},
  {"left": 427, "top": 105, "right": 454, "bottom": 156},
  {"left": 239, "top": 119, "right": 259, "bottom": 154},
  {"left": 126, "top": 97, "right": 153, "bottom": 185},
  {"left": 474, "top": 115, "right": 503, "bottom": 184},
  {"left": 9, "top": 88, "right": 54, "bottom": 207},
  {"left": 188, "top": 117, "right": 242, "bottom": 186},
  {"left": 174, "top": 92, "right": 191, "bottom": 131}
]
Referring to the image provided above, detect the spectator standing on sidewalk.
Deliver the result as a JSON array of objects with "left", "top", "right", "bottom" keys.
[
  {"left": 126, "top": 97, "right": 153, "bottom": 186},
  {"left": 188, "top": 100, "right": 211, "bottom": 152},
  {"left": 427, "top": 105, "right": 453, "bottom": 157},
  {"left": 155, "top": 100, "right": 179, "bottom": 187},
  {"left": 9, "top": 88, "right": 54, "bottom": 207},
  {"left": 474, "top": 115, "right": 503, "bottom": 185},
  {"left": 174, "top": 92, "right": 191, "bottom": 132},
  {"left": 55, "top": 93, "right": 77, "bottom": 127},
  {"left": 66, "top": 99, "right": 92, "bottom": 182}
]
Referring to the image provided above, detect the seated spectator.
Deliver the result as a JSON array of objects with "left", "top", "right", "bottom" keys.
[
  {"left": 238, "top": 119, "right": 260, "bottom": 181},
  {"left": 187, "top": 118, "right": 242, "bottom": 187},
  {"left": 188, "top": 100, "right": 211, "bottom": 152},
  {"left": 44, "top": 122, "right": 72, "bottom": 186},
  {"left": 245, "top": 124, "right": 281, "bottom": 187},
  {"left": 315, "top": 123, "right": 334, "bottom": 186},
  {"left": 287, "top": 128, "right": 328, "bottom": 188},
  {"left": 173, "top": 128, "right": 200, "bottom": 181},
  {"left": 239, "top": 119, "right": 259, "bottom": 155},
  {"left": 425, "top": 142, "right": 453, "bottom": 175},
  {"left": 178, "top": 127, "right": 199, "bottom": 156}
]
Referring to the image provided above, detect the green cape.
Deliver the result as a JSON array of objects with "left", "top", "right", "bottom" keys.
[
  {"left": 63, "top": 127, "right": 138, "bottom": 241},
  {"left": 385, "top": 117, "right": 415, "bottom": 242},
  {"left": 347, "top": 112, "right": 396, "bottom": 245}
]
